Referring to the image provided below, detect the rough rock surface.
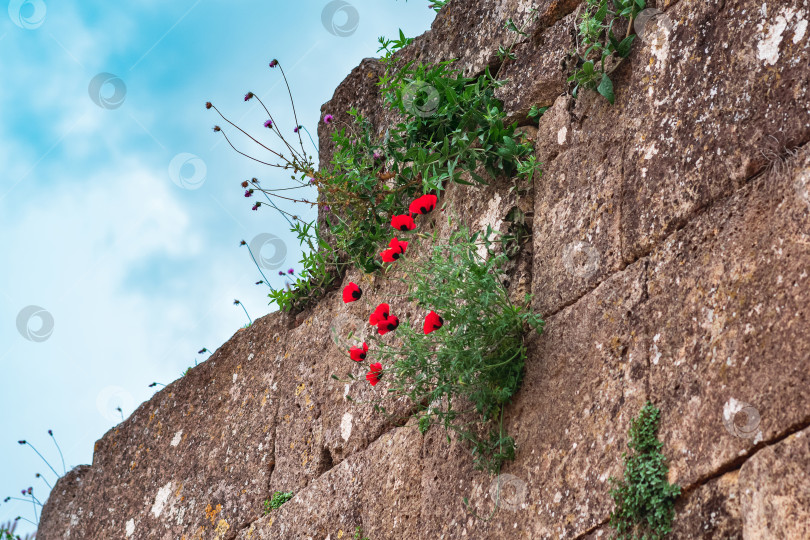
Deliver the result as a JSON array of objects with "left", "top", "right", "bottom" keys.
[{"left": 38, "top": 0, "right": 810, "bottom": 538}]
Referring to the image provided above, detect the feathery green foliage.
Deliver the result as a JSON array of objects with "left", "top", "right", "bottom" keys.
[{"left": 609, "top": 402, "right": 681, "bottom": 539}]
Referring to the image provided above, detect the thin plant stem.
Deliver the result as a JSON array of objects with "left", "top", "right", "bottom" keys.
[
  {"left": 258, "top": 191, "right": 295, "bottom": 228},
  {"left": 211, "top": 105, "right": 287, "bottom": 162},
  {"left": 4, "top": 497, "right": 41, "bottom": 506},
  {"left": 276, "top": 62, "right": 307, "bottom": 158},
  {"left": 35, "top": 474, "right": 53, "bottom": 490},
  {"left": 298, "top": 125, "right": 319, "bottom": 153},
  {"left": 252, "top": 94, "right": 306, "bottom": 164},
  {"left": 235, "top": 302, "right": 252, "bottom": 325},
  {"left": 218, "top": 130, "right": 285, "bottom": 168},
  {"left": 243, "top": 243, "right": 276, "bottom": 291},
  {"left": 20, "top": 442, "right": 58, "bottom": 478},
  {"left": 48, "top": 430, "right": 66, "bottom": 475}
]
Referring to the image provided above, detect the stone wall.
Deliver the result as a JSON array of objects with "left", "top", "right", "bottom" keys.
[{"left": 38, "top": 0, "right": 810, "bottom": 538}]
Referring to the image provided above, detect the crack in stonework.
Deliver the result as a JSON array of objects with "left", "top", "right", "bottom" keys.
[
  {"left": 542, "top": 134, "right": 810, "bottom": 322},
  {"left": 679, "top": 413, "right": 810, "bottom": 497},
  {"left": 572, "top": 517, "right": 610, "bottom": 540}
]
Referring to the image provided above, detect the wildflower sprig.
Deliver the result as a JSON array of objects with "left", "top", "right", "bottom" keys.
[
  {"left": 333, "top": 207, "right": 543, "bottom": 472},
  {"left": 211, "top": 23, "right": 541, "bottom": 317}
]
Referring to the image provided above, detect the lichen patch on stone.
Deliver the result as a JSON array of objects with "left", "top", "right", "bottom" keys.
[{"left": 151, "top": 482, "right": 173, "bottom": 518}]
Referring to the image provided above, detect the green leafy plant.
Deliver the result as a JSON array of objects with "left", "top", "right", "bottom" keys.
[
  {"left": 338, "top": 226, "right": 543, "bottom": 473},
  {"left": 263, "top": 491, "right": 294, "bottom": 515},
  {"left": 354, "top": 526, "right": 370, "bottom": 540},
  {"left": 609, "top": 402, "right": 680, "bottom": 539},
  {"left": 527, "top": 104, "right": 549, "bottom": 125},
  {"left": 567, "top": 0, "right": 645, "bottom": 103}
]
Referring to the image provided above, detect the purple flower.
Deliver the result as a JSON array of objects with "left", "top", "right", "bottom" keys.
[
  {"left": 264, "top": 119, "right": 273, "bottom": 128},
  {"left": 373, "top": 150, "right": 383, "bottom": 161},
  {"left": 244, "top": 92, "right": 254, "bottom": 101},
  {"left": 252, "top": 203, "right": 261, "bottom": 211},
  {"left": 287, "top": 268, "right": 294, "bottom": 275},
  {"left": 323, "top": 114, "right": 334, "bottom": 125},
  {"left": 308, "top": 178, "right": 316, "bottom": 184},
  {"left": 245, "top": 189, "right": 254, "bottom": 198},
  {"left": 323, "top": 205, "right": 331, "bottom": 212},
  {"left": 294, "top": 126, "right": 300, "bottom": 133},
  {"left": 269, "top": 59, "right": 278, "bottom": 68},
  {"left": 278, "top": 271, "right": 285, "bottom": 276}
]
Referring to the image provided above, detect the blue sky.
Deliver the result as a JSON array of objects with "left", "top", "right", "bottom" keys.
[{"left": 0, "top": 1, "right": 434, "bottom": 533}]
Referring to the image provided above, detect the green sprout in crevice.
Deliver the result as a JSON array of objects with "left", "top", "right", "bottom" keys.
[
  {"left": 263, "top": 491, "right": 294, "bottom": 515},
  {"left": 567, "top": 0, "right": 647, "bottom": 103},
  {"left": 609, "top": 401, "right": 681, "bottom": 539}
]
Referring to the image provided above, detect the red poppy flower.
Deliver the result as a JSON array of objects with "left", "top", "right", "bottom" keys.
[
  {"left": 423, "top": 311, "right": 444, "bottom": 334},
  {"left": 409, "top": 194, "right": 438, "bottom": 215},
  {"left": 349, "top": 342, "right": 368, "bottom": 362},
  {"left": 369, "top": 303, "right": 390, "bottom": 325},
  {"left": 381, "top": 248, "right": 400, "bottom": 262},
  {"left": 366, "top": 362, "right": 383, "bottom": 386},
  {"left": 391, "top": 214, "right": 416, "bottom": 231},
  {"left": 342, "top": 282, "right": 362, "bottom": 303},
  {"left": 377, "top": 315, "right": 399, "bottom": 335},
  {"left": 382, "top": 237, "right": 409, "bottom": 262},
  {"left": 389, "top": 237, "right": 408, "bottom": 254}
]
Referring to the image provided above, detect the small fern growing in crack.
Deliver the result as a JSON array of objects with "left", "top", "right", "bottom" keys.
[
  {"left": 609, "top": 401, "right": 680, "bottom": 539},
  {"left": 263, "top": 491, "right": 294, "bottom": 515}
]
